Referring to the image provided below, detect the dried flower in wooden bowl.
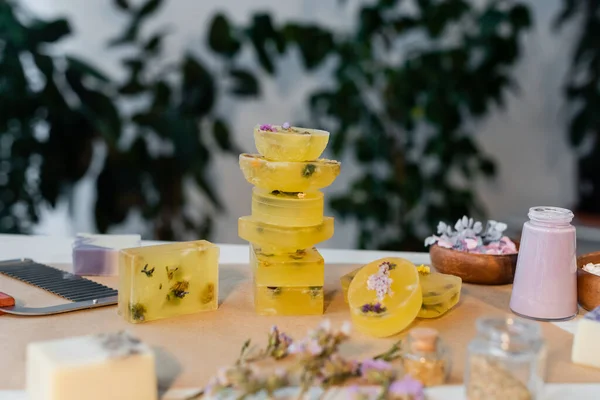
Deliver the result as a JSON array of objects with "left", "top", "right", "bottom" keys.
[{"left": 425, "top": 217, "right": 519, "bottom": 285}]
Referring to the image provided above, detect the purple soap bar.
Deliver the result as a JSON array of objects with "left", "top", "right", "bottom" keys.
[{"left": 72, "top": 234, "right": 141, "bottom": 276}]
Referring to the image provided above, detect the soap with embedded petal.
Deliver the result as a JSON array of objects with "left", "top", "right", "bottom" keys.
[{"left": 118, "top": 240, "right": 219, "bottom": 323}]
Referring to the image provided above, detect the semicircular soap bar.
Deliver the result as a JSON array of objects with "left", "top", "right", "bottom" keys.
[
  {"left": 347, "top": 257, "right": 422, "bottom": 338},
  {"left": 254, "top": 124, "right": 330, "bottom": 161},
  {"left": 252, "top": 188, "right": 324, "bottom": 227},
  {"left": 239, "top": 154, "right": 341, "bottom": 192},
  {"left": 418, "top": 271, "right": 462, "bottom": 319},
  {"left": 238, "top": 216, "right": 334, "bottom": 250}
]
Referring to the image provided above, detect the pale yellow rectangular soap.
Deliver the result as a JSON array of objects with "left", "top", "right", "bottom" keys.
[{"left": 118, "top": 240, "right": 219, "bottom": 323}]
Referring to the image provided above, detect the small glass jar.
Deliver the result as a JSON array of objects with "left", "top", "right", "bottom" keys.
[
  {"left": 402, "top": 327, "right": 451, "bottom": 386},
  {"left": 465, "top": 316, "right": 547, "bottom": 400}
]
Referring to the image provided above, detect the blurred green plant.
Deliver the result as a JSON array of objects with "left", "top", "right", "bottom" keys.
[
  {"left": 0, "top": 0, "right": 259, "bottom": 239},
  {"left": 554, "top": 0, "right": 600, "bottom": 216},
  {"left": 212, "top": 0, "right": 532, "bottom": 250}
]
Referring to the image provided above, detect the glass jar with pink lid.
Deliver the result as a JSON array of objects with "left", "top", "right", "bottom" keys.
[{"left": 509, "top": 206, "right": 578, "bottom": 321}]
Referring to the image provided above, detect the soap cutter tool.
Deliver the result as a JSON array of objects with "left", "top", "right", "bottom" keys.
[{"left": 0, "top": 258, "right": 118, "bottom": 316}]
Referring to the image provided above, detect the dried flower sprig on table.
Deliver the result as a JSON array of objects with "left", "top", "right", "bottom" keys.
[
  {"left": 198, "top": 321, "right": 425, "bottom": 400},
  {"left": 424, "top": 216, "right": 517, "bottom": 255}
]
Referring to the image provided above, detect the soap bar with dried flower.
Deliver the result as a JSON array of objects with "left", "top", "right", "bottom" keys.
[
  {"left": 254, "top": 124, "right": 330, "bottom": 161},
  {"left": 418, "top": 271, "right": 462, "bottom": 319},
  {"left": 254, "top": 285, "right": 324, "bottom": 315},
  {"left": 572, "top": 306, "right": 600, "bottom": 369},
  {"left": 27, "top": 332, "right": 157, "bottom": 400},
  {"left": 118, "top": 240, "right": 219, "bottom": 323},
  {"left": 238, "top": 216, "right": 334, "bottom": 251},
  {"left": 252, "top": 188, "right": 324, "bottom": 227},
  {"left": 239, "top": 154, "right": 341, "bottom": 192},
  {"left": 347, "top": 258, "right": 422, "bottom": 337},
  {"left": 251, "top": 245, "right": 324, "bottom": 287}
]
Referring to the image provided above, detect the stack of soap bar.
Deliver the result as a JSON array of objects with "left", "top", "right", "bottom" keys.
[
  {"left": 118, "top": 240, "right": 219, "bottom": 323},
  {"left": 341, "top": 266, "right": 462, "bottom": 319},
  {"left": 239, "top": 123, "right": 340, "bottom": 315},
  {"left": 347, "top": 257, "right": 422, "bottom": 337},
  {"left": 572, "top": 306, "right": 600, "bottom": 368},
  {"left": 27, "top": 331, "right": 157, "bottom": 400},
  {"left": 72, "top": 233, "right": 141, "bottom": 276}
]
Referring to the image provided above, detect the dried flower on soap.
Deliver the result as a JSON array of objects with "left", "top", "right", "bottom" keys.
[
  {"left": 424, "top": 216, "right": 517, "bottom": 255},
  {"left": 129, "top": 302, "right": 146, "bottom": 321},
  {"left": 140, "top": 264, "right": 155, "bottom": 277},
  {"left": 259, "top": 124, "right": 277, "bottom": 132},
  {"left": 367, "top": 261, "right": 394, "bottom": 301}
]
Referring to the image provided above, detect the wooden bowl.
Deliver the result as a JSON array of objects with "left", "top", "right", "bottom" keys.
[
  {"left": 576, "top": 252, "right": 600, "bottom": 311},
  {"left": 429, "top": 241, "right": 519, "bottom": 285}
]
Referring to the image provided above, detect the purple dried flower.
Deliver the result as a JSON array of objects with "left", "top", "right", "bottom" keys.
[
  {"left": 306, "top": 340, "right": 323, "bottom": 355},
  {"left": 361, "top": 304, "right": 371, "bottom": 313},
  {"left": 282, "top": 122, "right": 291, "bottom": 129},
  {"left": 389, "top": 375, "right": 425, "bottom": 400},
  {"left": 259, "top": 124, "right": 276, "bottom": 132},
  {"left": 360, "top": 359, "right": 393, "bottom": 375}
]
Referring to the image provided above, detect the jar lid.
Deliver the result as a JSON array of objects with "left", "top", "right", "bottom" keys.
[
  {"left": 528, "top": 206, "right": 573, "bottom": 224},
  {"left": 408, "top": 327, "right": 439, "bottom": 352}
]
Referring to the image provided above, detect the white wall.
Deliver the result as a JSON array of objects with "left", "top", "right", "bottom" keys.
[{"left": 24, "top": 0, "right": 581, "bottom": 249}]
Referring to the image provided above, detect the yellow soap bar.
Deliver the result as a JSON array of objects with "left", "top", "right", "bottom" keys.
[
  {"left": 238, "top": 216, "right": 334, "bottom": 250},
  {"left": 252, "top": 188, "right": 324, "bottom": 227},
  {"left": 419, "top": 271, "right": 462, "bottom": 319},
  {"left": 118, "top": 240, "right": 219, "bottom": 324},
  {"left": 239, "top": 154, "right": 341, "bottom": 192},
  {"left": 251, "top": 245, "right": 324, "bottom": 287},
  {"left": 347, "top": 258, "right": 422, "bottom": 338},
  {"left": 254, "top": 124, "right": 329, "bottom": 161},
  {"left": 254, "top": 285, "right": 323, "bottom": 315}
]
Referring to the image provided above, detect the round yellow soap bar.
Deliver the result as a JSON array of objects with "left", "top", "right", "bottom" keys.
[
  {"left": 251, "top": 188, "right": 324, "bottom": 227},
  {"left": 347, "top": 258, "right": 422, "bottom": 338},
  {"left": 239, "top": 154, "right": 341, "bottom": 192},
  {"left": 238, "top": 216, "right": 334, "bottom": 250},
  {"left": 254, "top": 124, "right": 329, "bottom": 161}
]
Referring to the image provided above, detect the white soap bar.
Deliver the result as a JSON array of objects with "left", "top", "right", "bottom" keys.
[
  {"left": 27, "top": 331, "right": 157, "bottom": 400},
  {"left": 572, "top": 306, "right": 600, "bottom": 368},
  {"left": 72, "top": 233, "right": 141, "bottom": 276}
]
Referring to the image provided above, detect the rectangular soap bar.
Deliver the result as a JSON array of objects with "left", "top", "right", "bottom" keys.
[
  {"left": 251, "top": 245, "right": 324, "bottom": 287},
  {"left": 72, "top": 233, "right": 141, "bottom": 276},
  {"left": 27, "top": 332, "right": 157, "bottom": 400},
  {"left": 572, "top": 306, "right": 600, "bottom": 368},
  {"left": 118, "top": 240, "right": 219, "bottom": 323},
  {"left": 254, "top": 285, "right": 324, "bottom": 315}
]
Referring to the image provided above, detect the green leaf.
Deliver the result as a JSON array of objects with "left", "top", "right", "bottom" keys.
[
  {"left": 229, "top": 69, "right": 259, "bottom": 96},
  {"left": 569, "top": 108, "right": 589, "bottom": 147},
  {"left": 108, "top": 21, "right": 139, "bottom": 47},
  {"left": 28, "top": 18, "right": 71, "bottom": 45},
  {"left": 180, "top": 55, "right": 215, "bottom": 117},
  {"left": 212, "top": 118, "right": 236, "bottom": 152},
  {"left": 137, "top": 0, "right": 164, "bottom": 19},
  {"left": 144, "top": 30, "right": 168, "bottom": 53},
  {"left": 207, "top": 14, "right": 240, "bottom": 57},
  {"left": 32, "top": 53, "right": 54, "bottom": 78},
  {"left": 509, "top": 4, "right": 532, "bottom": 30},
  {"left": 479, "top": 158, "right": 496, "bottom": 177},
  {"left": 67, "top": 57, "right": 110, "bottom": 82},
  {"left": 114, "top": 0, "right": 130, "bottom": 10}
]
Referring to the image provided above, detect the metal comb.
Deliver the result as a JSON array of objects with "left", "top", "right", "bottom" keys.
[{"left": 0, "top": 258, "right": 118, "bottom": 316}]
